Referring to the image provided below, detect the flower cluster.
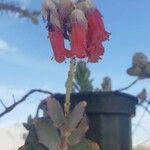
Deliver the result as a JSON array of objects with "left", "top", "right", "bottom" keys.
[{"left": 42, "top": 0, "right": 110, "bottom": 63}]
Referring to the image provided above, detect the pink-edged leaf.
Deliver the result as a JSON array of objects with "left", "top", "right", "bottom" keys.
[
  {"left": 33, "top": 118, "right": 60, "bottom": 150},
  {"left": 68, "top": 115, "right": 89, "bottom": 146},
  {"left": 67, "top": 101, "right": 87, "bottom": 131},
  {"left": 47, "top": 97, "right": 65, "bottom": 127},
  {"left": 69, "top": 138, "right": 100, "bottom": 150}
]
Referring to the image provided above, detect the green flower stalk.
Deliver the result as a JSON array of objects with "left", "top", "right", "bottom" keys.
[{"left": 64, "top": 58, "right": 76, "bottom": 116}]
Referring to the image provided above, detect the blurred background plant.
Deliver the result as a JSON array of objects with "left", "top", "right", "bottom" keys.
[{"left": 0, "top": 0, "right": 40, "bottom": 24}]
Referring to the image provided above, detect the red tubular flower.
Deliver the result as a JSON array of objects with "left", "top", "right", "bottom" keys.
[
  {"left": 42, "top": 0, "right": 110, "bottom": 63},
  {"left": 49, "top": 26, "right": 67, "bottom": 63},
  {"left": 86, "top": 25, "right": 104, "bottom": 62},
  {"left": 70, "top": 9, "right": 88, "bottom": 58},
  {"left": 76, "top": 0, "right": 109, "bottom": 62},
  {"left": 87, "top": 8, "right": 110, "bottom": 44},
  {"left": 86, "top": 44, "right": 104, "bottom": 63}
]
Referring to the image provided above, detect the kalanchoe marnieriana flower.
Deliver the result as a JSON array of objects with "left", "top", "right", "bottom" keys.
[
  {"left": 69, "top": 9, "right": 88, "bottom": 58},
  {"left": 42, "top": 0, "right": 109, "bottom": 63},
  {"left": 42, "top": 0, "right": 70, "bottom": 63}
]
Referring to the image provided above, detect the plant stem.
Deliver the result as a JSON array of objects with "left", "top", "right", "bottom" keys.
[
  {"left": 115, "top": 78, "right": 140, "bottom": 92},
  {"left": 64, "top": 58, "right": 76, "bottom": 116}
]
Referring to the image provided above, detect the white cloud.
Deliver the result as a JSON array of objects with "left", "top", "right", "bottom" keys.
[
  {"left": 0, "top": 39, "right": 17, "bottom": 54},
  {"left": 133, "top": 145, "right": 150, "bottom": 150},
  {"left": 0, "top": 123, "right": 27, "bottom": 150},
  {"left": 0, "top": 39, "right": 49, "bottom": 70},
  {"left": 0, "top": 86, "right": 25, "bottom": 100}
]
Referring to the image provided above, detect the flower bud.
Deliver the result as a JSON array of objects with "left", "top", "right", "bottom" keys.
[
  {"left": 58, "top": 0, "right": 74, "bottom": 20},
  {"left": 42, "top": 0, "right": 57, "bottom": 20}
]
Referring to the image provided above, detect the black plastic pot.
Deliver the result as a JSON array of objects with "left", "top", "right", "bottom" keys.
[{"left": 53, "top": 91, "right": 138, "bottom": 150}]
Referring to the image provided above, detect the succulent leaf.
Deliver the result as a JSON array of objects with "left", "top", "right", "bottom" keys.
[
  {"left": 23, "top": 115, "right": 33, "bottom": 130},
  {"left": 67, "top": 101, "right": 87, "bottom": 131},
  {"left": 137, "top": 88, "right": 147, "bottom": 103},
  {"left": 132, "top": 52, "right": 148, "bottom": 68},
  {"left": 27, "top": 115, "right": 33, "bottom": 125},
  {"left": 69, "top": 138, "right": 100, "bottom": 150},
  {"left": 18, "top": 143, "right": 47, "bottom": 150},
  {"left": 33, "top": 118, "right": 60, "bottom": 150},
  {"left": 47, "top": 97, "right": 65, "bottom": 127},
  {"left": 127, "top": 66, "right": 142, "bottom": 77},
  {"left": 144, "top": 63, "right": 150, "bottom": 75},
  {"left": 23, "top": 123, "right": 30, "bottom": 130},
  {"left": 68, "top": 115, "right": 89, "bottom": 146}
]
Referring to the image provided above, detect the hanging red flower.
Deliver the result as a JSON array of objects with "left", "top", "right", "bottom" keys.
[
  {"left": 42, "top": 0, "right": 110, "bottom": 63},
  {"left": 48, "top": 26, "right": 67, "bottom": 63},
  {"left": 70, "top": 9, "right": 88, "bottom": 58},
  {"left": 87, "top": 9, "right": 110, "bottom": 44}
]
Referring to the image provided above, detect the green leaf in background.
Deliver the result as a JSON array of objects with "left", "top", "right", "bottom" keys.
[{"left": 73, "top": 61, "right": 93, "bottom": 92}]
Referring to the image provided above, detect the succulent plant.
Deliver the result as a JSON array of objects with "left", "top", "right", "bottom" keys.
[
  {"left": 101, "top": 76, "right": 112, "bottom": 92},
  {"left": 19, "top": 97, "right": 100, "bottom": 150},
  {"left": 42, "top": 0, "right": 109, "bottom": 63},
  {"left": 127, "top": 52, "right": 150, "bottom": 79}
]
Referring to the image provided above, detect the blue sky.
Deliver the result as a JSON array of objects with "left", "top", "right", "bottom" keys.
[{"left": 0, "top": 0, "right": 150, "bottom": 146}]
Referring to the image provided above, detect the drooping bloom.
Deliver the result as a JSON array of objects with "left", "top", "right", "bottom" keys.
[
  {"left": 86, "top": 43, "right": 104, "bottom": 63},
  {"left": 42, "top": 0, "right": 110, "bottom": 63},
  {"left": 70, "top": 9, "right": 88, "bottom": 58},
  {"left": 88, "top": 9, "right": 110, "bottom": 44},
  {"left": 42, "top": 0, "right": 68, "bottom": 63},
  {"left": 48, "top": 26, "right": 67, "bottom": 63},
  {"left": 77, "top": 0, "right": 109, "bottom": 43},
  {"left": 77, "top": 0, "right": 110, "bottom": 62}
]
